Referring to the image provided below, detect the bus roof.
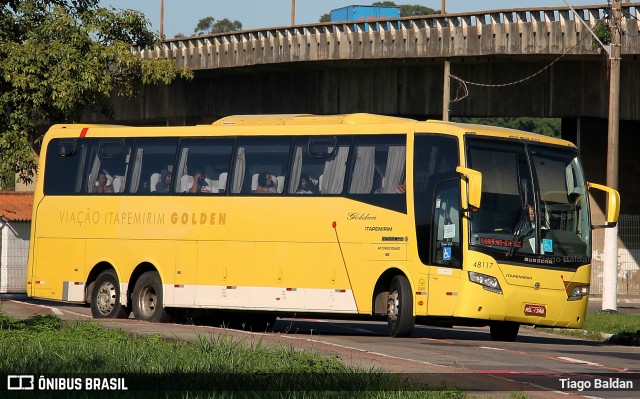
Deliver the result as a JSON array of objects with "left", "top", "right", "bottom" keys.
[
  {"left": 43, "top": 114, "right": 575, "bottom": 148},
  {"left": 422, "top": 119, "right": 576, "bottom": 148},
  {"left": 212, "top": 113, "right": 416, "bottom": 126}
]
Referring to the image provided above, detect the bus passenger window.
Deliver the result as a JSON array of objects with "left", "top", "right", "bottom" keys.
[
  {"left": 175, "top": 139, "right": 233, "bottom": 194},
  {"left": 85, "top": 139, "right": 132, "bottom": 194},
  {"left": 348, "top": 137, "right": 406, "bottom": 195},
  {"left": 231, "top": 137, "right": 291, "bottom": 195},
  {"left": 128, "top": 138, "right": 178, "bottom": 194},
  {"left": 288, "top": 137, "right": 351, "bottom": 195},
  {"left": 44, "top": 138, "right": 88, "bottom": 195}
]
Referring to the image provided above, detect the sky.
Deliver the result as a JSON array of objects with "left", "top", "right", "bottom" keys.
[{"left": 98, "top": 1, "right": 606, "bottom": 38}]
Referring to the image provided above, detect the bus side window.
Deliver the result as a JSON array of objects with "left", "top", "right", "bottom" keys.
[
  {"left": 175, "top": 138, "right": 233, "bottom": 194},
  {"left": 44, "top": 138, "right": 88, "bottom": 195},
  {"left": 289, "top": 138, "right": 329, "bottom": 195},
  {"left": 85, "top": 139, "right": 132, "bottom": 194},
  {"left": 128, "top": 138, "right": 178, "bottom": 194},
  {"left": 231, "top": 137, "right": 291, "bottom": 195},
  {"left": 432, "top": 180, "right": 461, "bottom": 268},
  {"left": 347, "top": 136, "right": 406, "bottom": 195}
]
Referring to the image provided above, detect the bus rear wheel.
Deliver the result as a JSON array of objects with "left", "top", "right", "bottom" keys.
[
  {"left": 91, "top": 270, "right": 130, "bottom": 319},
  {"left": 490, "top": 321, "right": 520, "bottom": 341},
  {"left": 387, "top": 275, "right": 415, "bottom": 337},
  {"left": 132, "top": 271, "right": 171, "bottom": 323}
]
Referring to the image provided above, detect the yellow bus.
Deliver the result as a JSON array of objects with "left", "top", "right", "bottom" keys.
[{"left": 27, "top": 113, "right": 619, "bottom": 340}]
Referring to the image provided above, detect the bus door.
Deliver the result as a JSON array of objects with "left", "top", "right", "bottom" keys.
[
  {"left": 413, "top": 134, "right": 462, "bottom": 316},
  {"left": 427, "top": 179, "right": 462, "bottom": 315}
]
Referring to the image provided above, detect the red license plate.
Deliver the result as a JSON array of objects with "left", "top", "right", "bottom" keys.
[{"left": 524, "top": 304, "right": 546, "bottom": 317}]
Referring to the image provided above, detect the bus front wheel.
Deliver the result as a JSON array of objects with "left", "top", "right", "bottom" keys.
[
  {"left": 91, "top": 270, "right": 130, "bottom": 319},
  {"left": 132, "top": 271, "right": 171, "bottom": 323},
  {"left": 490, "top": 321, "right": 520, "bottom": 341},
  {"left": 387, "top": 275, "right": 415, "bottom": 337}
]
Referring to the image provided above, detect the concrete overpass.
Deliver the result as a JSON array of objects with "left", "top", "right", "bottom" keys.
[
  {"left": 87, "top": 3, "right": 640, "bottom": 211},
  {"left": 100, "top": 2, "right": 640, "bottom": 122}
]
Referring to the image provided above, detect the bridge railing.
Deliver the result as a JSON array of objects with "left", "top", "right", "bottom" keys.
[{"left": 139, "top": 3, "right": 640, "bottom": 70}]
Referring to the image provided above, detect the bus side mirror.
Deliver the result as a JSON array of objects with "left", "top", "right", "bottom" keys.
[
  {"left": 456, "top": 166, "right": 482, "bottom": 210},
  {"left": 588, "top": 182, "right": 620, "bottom": 228}
]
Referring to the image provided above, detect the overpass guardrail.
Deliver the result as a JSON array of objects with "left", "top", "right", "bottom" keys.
[{"left": 140, "top": 4, "right": 640, "bottom": 70}]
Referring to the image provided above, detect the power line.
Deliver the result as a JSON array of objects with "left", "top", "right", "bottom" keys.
[
  {"left": 448, "top": 19, "right": 605, "bottom": 103},
  {"left": 622, "top": 9, "right": 640, "bottom": 37}
]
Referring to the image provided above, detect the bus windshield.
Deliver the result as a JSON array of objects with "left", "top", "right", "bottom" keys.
[{"left": 467, "top": 137, "right": 590, "bottom": 265}]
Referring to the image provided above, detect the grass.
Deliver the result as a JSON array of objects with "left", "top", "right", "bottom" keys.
[
  {"left": 536, "top": 311, "right": 640, "bottom": 345},
  {"left": 0, "top": 312, "right": 466, "bottom": 398}
]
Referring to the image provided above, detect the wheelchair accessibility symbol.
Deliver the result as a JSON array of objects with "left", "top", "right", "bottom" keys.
[
  {"left": 542, "top": 239, "right": 553, "bottom": 253},
  {"left": 442, "top": 246, "right": 452, "bottom": 261}
]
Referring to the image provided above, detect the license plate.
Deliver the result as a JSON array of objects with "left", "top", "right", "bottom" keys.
[{"left": 524, "top": 304, "right": 546, "bottom": 317}]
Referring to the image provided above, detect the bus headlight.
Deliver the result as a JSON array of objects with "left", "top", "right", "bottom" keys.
[
  {"left": 568, "top": 285, "right": 589, "bottom": 301},
  {"left": 468, "top": 272, "right": 503, "bottom": 294}
]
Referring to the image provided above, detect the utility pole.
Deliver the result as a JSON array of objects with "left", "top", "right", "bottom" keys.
[
  {"left": 602, "top": 0, "right": 622, "bottom": 312},
  {"left": 160, "top": 0, "right": 165, "bottom": 39},
  {"left": 291, "top": 0, "right": 296, "bottom": 26},
  {"left": 442, "top": 61, "right": 450, "bottom": 121},
  {"left": 441, "top": 4, "right": 449, "bottom": 121}
]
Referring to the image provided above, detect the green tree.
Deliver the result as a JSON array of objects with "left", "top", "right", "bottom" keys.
[
  {"left": 319, "top": 13, "right": 330, "bottom": 23},
  {"left": 0, "top": 0, "right": 192, "bottom": 184},
  {"left": 372, "top": 2, "right": 437, "bottom": 17},
  {"left": 454, "top": 117, "right": 562, "bottom": 138},
  {"left": 194, "top": 16, "right": 242, "bottom": 35},
  {"left": 194, "top": 16, "right": 215, "bottom": 35},
  {"left": 398, "top": 5, "right": 437, "bottom": 17}
]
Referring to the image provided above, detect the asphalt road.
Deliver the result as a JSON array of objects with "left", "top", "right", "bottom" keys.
[{"left": 1, "top": 296, "right": 639, "bottom": 399}]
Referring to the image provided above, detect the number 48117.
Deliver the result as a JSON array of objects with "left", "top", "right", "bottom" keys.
[{"left": 472, "top": 261, "right": 493, "bottom": 269}]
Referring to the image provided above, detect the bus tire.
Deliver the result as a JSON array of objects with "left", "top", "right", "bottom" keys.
[
  {"left": 132, "top": 271, "right": 171, "bottom": 323},
  {"left": 91, "top": 270, "right": 130, "bottom": 319},
  {"left": 490, "top": 321, "right": 520, "bottom": 341},
  {"left": 387, "top": 275, "right": 415, "bottom": 337}
]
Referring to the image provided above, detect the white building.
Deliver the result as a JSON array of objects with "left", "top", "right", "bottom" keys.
[{"left": 0, "top": 192, "right": 32, "bottom": 294}]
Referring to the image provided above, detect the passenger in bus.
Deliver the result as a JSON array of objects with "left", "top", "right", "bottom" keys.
[
  {"left": 139, "top": 180, "right": 150, "bottom": 193},
  {"left": 255, "top": 171, "right": 277, "bottom": 193},
  {"left": 95, "top": 172, "right": 114, "bottom": 193},
  {"left": 295, "top": 174, "right": 314, "bottom": 194},
  {"left": 156, "top": 169, "right": 172, "bottom": 193},
  {"left": 189, "top": 169, "right": 210, "bottom": 193}
]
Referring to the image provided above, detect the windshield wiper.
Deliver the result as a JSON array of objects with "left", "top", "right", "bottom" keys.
[
  {"left": 539, "top": 210, "right": 568, "bottom": 257},
  {"left": 507, "top": 205, "right": 533, "bottom": 258}
]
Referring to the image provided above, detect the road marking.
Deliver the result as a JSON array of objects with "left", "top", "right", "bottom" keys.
[
  {"left": 557, "top": 357, "right": 603, "bottom": 367},
  {"left": 420, "top": 337, "right": 456, "bottom": 344},
  {"left": 279, "top": 334, "right": 447, "bottom": 367},
  {"left": 478, "top": 346, "right": 509, "bottom": 351},
  {"left": 282, "top": 318, "right": 380, "bottom": 335},
  {"left": 11, "top": 300, "right": 91, "bottom": 318},
  {"left": 472, "top": 345, "right": 630, "bottom": 373}
]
